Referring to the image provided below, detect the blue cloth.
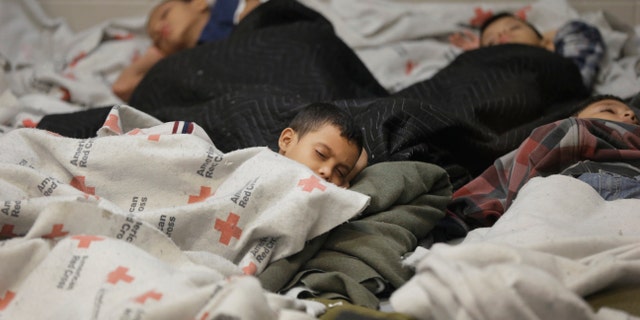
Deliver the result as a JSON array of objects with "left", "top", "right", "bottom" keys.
[
  {"left": 198, "top": 0, "right": 240, "bottom": 44},
  {"left": 554, "top": 20, "right": 606, "bottom": 90},
  {"left": 578, "top": 171, "right": 640, "bottom": 200}
]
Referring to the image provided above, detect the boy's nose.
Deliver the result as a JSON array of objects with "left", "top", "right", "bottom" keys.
[
  {"left": 622, "top": 110, "right": 638, "bottom": 124},
  {"left": 498, "top": 33, "right": 509, "bottom": 44},
  {"left": 317, "top": 167, "right": 331, "bottom": 181},
  {"left": 628, "top": 113, "right": 637, "bottom": 123}
]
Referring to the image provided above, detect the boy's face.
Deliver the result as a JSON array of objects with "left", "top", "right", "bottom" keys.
[
  {"left": 147, "top": 0, "right": 208, "bottom": 55},
  {"left": 278, "top": 124, "right": 362, "bottom": 188},
  {"left": 481, "top": 16, "right": 543, "bottom": 47},
  {"left": 576, "top": 99, "right": 639, "bottom": 125}
]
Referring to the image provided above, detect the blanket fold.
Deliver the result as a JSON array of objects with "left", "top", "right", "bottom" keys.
[
  {"left": 393, "top": 175, "right": 640, "bottom": 320},
  {"left": 258, "top": 161, "right": 452, "bottom": 309}
]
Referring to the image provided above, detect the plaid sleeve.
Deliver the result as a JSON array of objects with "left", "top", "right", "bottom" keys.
[
  {"left": 554, "top": 20, "right": 606, "bottom": 90},
  {"left": 448, "top": 118, "right": 640, "bottom": 229}
]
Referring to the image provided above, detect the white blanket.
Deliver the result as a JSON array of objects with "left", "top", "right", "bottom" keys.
[
  {"left": 0, "top": 0, "right": 149, "bottom": 130},
  {"left": 2, "top": 0, "right": 640, "bottom": 133},
  {"left": 391, "top": 175, "right": 640, "bottom": 320},
  {"left": 0, "top": 105, "right": 370, "bottom": 319}
]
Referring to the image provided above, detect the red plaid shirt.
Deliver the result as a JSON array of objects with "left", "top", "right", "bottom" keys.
[{"left": 448, "top": 117, "right": 640, "bottom": 229}]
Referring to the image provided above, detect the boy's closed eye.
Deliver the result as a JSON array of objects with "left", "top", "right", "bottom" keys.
[{"left": 315, "top": 149, "right": 327, "bottom": 159}]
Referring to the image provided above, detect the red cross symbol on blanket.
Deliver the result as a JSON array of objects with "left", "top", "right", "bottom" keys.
[
  {"left": 470, "top": 7, "right": 494, "bottom": 27},
  {"left": 515, "top": 5, "right": 532, "bottom": 20},
  {"left": 72, "top": 235, "right": 104, "bottom": 248},
  {"left": 298, "top": 175, "right": 327, "bottom": 193},
  {"left": 107, "top": 266, "right": 135, "bottom": 285},
  {"left": 214, "top": 213, "right": 242, "bottom": 245},
  {"left": 42, "top": 224, "right": 69, "bottom": 239},
  {"left": 21, "top": 118, "right": 37, "bottom": 128},
  {"left": 70, "top": 176, "right": 96, "bottom": 195},
  {"left": 405, "top": 60, "right": 417, "bottom": 75},
  {"left": 242, "top": 262, "right": 257, "bottom": 275},
  {"left": 0, "top": 291, "right": 15, "bottom": 311},
  {"left": 134, "top": 290, "right": 163, "bottom": 304},
  {"left": 69, "top": 51, "right": 87, "bottom": 67},
  {"left": 188, "top": 186, "right": 212, "bottom": 203},
  {"left": 0, "top": 224, "right": 17, "bottom": 238},
  {"left": 103, "top": 114, "right": 122, "bottom": 134}
]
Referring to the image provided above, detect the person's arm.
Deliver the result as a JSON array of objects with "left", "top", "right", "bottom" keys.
[
  {"left": 553, "top": 20, "right": 606, "bottom": 90},
  {"left": 237, "top": 0, "right": 263, "bottom": 21},
  {"left": 112, "top": 46, "right": 166, "bottom": 102},
  {"left": 449, "top": 29, "right": 480, "bottom": 51}
]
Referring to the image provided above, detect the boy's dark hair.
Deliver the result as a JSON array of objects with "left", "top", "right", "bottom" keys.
[
  {"left": 573, "top": 94, "right": 626, "bottom": 115},
  {"left": 479, "top": 12, "right": 543, "bottom": 42},
  {"left": 289, "top": 102, "right": 364, "bottom": 151}
]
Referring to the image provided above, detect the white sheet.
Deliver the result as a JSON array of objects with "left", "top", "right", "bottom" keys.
[
  {"left": 392, "top": 175, "right": 640, "bottom": 320},
  {"left": 0, "top": 0, "right": 149, "bottom": 129}
]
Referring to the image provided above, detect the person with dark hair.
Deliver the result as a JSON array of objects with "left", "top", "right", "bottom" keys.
[
  {"left": 444, "top": 94, "right": 640, "bottom": 235},
  {"left": 573, "top": 94, "right": 639, "bottom": 125},
  {"left": 449, "top": 12, "right": 605, "bottom": 89},
  {"left": 477, "top": 12, "right": 546, "bottom": 47},
  {"left": 112, "top": 0, "right": 266, "bottom": 102},
  {"left": 278, "top": 103, "right": 367, "bottom": 188}
]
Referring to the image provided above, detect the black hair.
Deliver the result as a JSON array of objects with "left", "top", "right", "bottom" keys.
[
  {"left": 479, "top": 12, "right": 543, "bottom": 43},
  {"left": 572, "top": 94, "right": 627, "bottom": 116},
  {"left": 288, "top": 102, "right": 364, "bottom": 151}
]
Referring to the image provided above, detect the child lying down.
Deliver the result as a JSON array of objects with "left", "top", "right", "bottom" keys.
[
  {"left": 446, "top": 94, "right": 640, "bottom": 233},
  {"left": 0, "top": 102, "right": 455, "bottom": 318},
  {"left": 0, "top": 102, "right": 371, "bottom": 276},
  {"left": 112, "top": 0, "right": 267, "bottom": 102}
]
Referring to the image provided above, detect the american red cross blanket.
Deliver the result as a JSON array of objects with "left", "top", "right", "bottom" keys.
[{"left": 0, "top": 105, "right": 369, "bottom": 319}]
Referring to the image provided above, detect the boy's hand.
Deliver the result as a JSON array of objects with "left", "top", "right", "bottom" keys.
[
  {"left": 449, "top": 30, "right": 480, "bottom": 51},
  {"left": 238, "top": 0, "right": 262, "bottom": 21},
  {"left": 135, "top": 46, "right": 166, "bottom": 68},
  {"left": 344, "top": 148, "right": 368, "bottom": 188},
  {"left": 542, "top": 29, "right": 557, "bottom": 52},
  {"left": 112, "top": 45, "right": 166, "bottom": 102}
]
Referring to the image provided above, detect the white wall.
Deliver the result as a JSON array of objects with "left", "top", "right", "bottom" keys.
[
  {"left": 570, "top": 0, "right": 640, "bottom": 26},
  {"left": 37, "top": 0, "right": 158, "bottom": 31},
  {"left": 37, "top": 0, "right": 640, "bottom": 32}
]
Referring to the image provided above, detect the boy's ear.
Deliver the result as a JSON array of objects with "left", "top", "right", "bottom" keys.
[
  {"left": 278, "top": 128, "right": 296, "bottom": 155},
  {"left": 191, "top": 0, "right": 210, "bottom": 12}
]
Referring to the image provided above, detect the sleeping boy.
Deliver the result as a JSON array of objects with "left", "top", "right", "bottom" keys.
[
  {"left": 112, "top": 0, "right": 266, "bottom": 102},
  {"left": 0, "top": 101, "right": 374, "bottom": 289},
  {"left": 449, "top": 12, "right": 605, "bottom": 89},
  {"left": 278, "top": 102, "right": 368, "bottom": 188},
  {"left": 573, "top": 94, "right": 638, "bottom": 125}
]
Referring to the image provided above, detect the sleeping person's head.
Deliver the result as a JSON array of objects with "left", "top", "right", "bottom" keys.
[
  {"left": 278, "top": 103, "right": 366, "bottom": 188},
  {"left": 146, "top": 0, "right": 211, "bottom": 55},
  {"left": 574, "top": 94, "right": 639, "bottom": 125},
  {"left": 479, "top": 12, "right": 547, "bottom": 48}
]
